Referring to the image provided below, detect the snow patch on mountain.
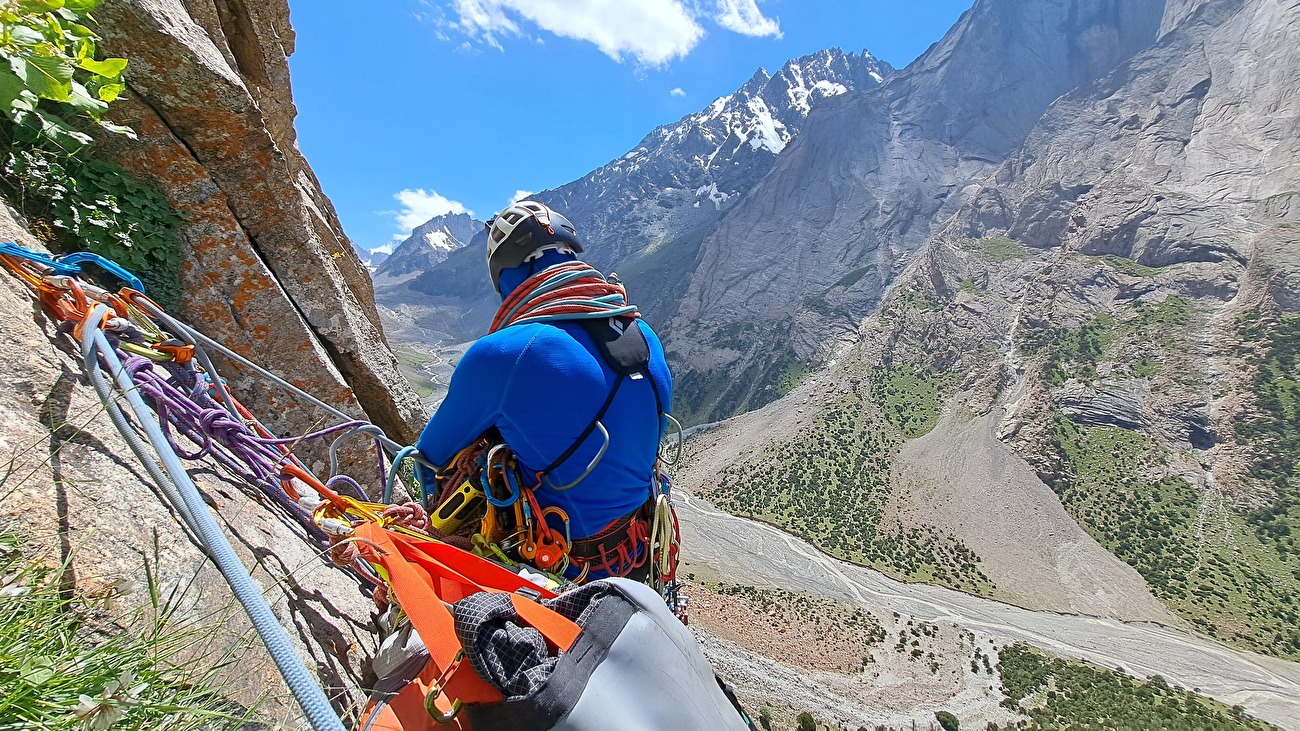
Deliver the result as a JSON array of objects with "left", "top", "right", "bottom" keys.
[
  {"left": 373, "top": 212, "right": 482, "bottom": 286},
  {"left": 377, "top": 47, "right": 895, "bottom": 338},
  {"left": 696, "top": 182, "right": 733, "bottom": 209}
]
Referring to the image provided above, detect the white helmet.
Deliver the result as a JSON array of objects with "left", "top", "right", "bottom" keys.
[{"left": 485, "top": 201, "right": 583, "bottom": 293}]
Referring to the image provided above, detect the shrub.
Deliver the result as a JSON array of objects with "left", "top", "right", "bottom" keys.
[
  {"left": 935, "top": 710, "right": 960, "bottom": 731},
  {"left": 0, "top": 0, "right": 132, "bottom": 148}
]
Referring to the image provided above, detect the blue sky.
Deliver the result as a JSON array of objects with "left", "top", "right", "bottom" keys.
[{"left": 288, "top": 1, "right": 974, "bottom": 252}]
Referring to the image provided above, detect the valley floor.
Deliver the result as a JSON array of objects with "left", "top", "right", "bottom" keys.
[{"left": 677, "top": 490, "right": 1300, "bottom": 730}]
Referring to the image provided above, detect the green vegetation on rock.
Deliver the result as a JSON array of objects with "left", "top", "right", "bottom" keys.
[
  {"left": 973, "top": 235, "right": 1029, "bottom": 263},
  {"left": 1100, "top": 254, "right": 1164, "bottom": 277},
  {"left": 708, "top": 390, "right": 993, "bottom": 593},
  {"left": 1132, "top": 356, "right": 1160, "bottom": 378},
  {"left": 935, "top": 710, "right": 960, "bottom": 731},
  {"left": 1047, "top": 416, "right": 1300, "bottom": 658},
  {"left": 0, "top": 135, "right": 185, "bottom": 307},
  {"left": 1021, "top": 315, "right": 1115, "bottom": 386},
  {"left": 0, "top": 531, "right": 255, "bottom": 729},
  {"left": 1136, "top": 295, "right": 1192, "bottom": 328},
  {"left": 870, "top": 364, "right": 939, "bottom": 438},
  {"left": 674, "top": 341, "right": 801, "bottom": 426},
  {"left": 896, "top": 288, "right": 945, "bottom": 312},
  {"left": 0, "top": 0, "right": 132, "bottom": 147},
  {"left": 1236, "top": 312, "right": 1300, "bottom": 553},
  {"left": 1018, "top": 300, "right": 1299, "bottom": 656},
  {"left": 777, "top": 360, "right": 813, "bottom": 397},
  {"left": 1020, "top": 297, "right": 1190, "bottom": 387},
  {"left": 0, "top": 0, "right": 185, "bottom": 308},
  {"left": 992, "top": 644, "right": 1276, "bottom": 730}
]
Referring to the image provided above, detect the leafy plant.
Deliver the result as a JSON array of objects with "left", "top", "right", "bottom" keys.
[
  {"left": 0, "top": 0, "right": 132, "bottom": 149},
  {"left": 0, "top": 0, "right": 182, "bottom": 307},
  {"left": 0, "top": 126, "right": 184, "bottom": 308}
]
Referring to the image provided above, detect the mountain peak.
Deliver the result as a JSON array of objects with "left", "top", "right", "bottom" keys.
[
  {"left": 739, "top": 67, "right": 772, "bottom": 95},
  {"left": 373, "top": 212, "right": 483, "bottom": 285}
]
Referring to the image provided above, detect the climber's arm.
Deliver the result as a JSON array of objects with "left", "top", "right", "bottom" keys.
[{"left": 414, "top": 337, "right": 510, "bottom": 467}]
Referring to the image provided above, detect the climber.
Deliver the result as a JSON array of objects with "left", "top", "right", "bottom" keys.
[{"left": 414, "top": 200, "right": 673, "bottom": 582}]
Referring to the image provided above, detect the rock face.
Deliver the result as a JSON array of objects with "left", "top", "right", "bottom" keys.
[
  {"left": 1056, "top": 379, "right": 1148, "bottom": 430},
  {"left": 385, "top": 48, "right": 892, "bottom": 342},
  {"left": 665, "top": 0, "right": 1168, "bottom": 423},
  {"left": 0, "top": 206, "right": 378, "bottom": 723},
  {"left": 91, "top": 0, "right": 424, "bottom": 448},
  {"left": 955, "top": 0, "right": 1300, "bottom": 490},
  {"left": 372, "top": 212, "right": 482, "bottom": 288}
]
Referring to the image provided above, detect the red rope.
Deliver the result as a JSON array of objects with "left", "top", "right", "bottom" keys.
[{"left": 489, "top": 261, "right": 638, "bottom": 333}]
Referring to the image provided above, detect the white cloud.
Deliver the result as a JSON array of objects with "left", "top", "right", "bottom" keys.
[
  {"left": 670, "top": 87, "right": 686, "bottom": 96},
  {"left": 713, "top": 0, "right": 781, "bottom": 38},
  {"left": 390, "top": 188, "right": 472, "bottom": 239},
  {"left": 440, "top": 0, "right": 704, "bottom": 65},
  {"left": 509, "top": 189, "right": 534, "bottom": 205}
]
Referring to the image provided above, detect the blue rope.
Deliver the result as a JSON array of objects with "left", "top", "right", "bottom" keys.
[{"left": 383, "top": 445, "right": 421, "bottom": 504}]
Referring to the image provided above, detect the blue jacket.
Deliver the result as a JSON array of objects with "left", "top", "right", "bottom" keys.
[{"left": 415, "top": 257, "right": 673, "bottom": 540}]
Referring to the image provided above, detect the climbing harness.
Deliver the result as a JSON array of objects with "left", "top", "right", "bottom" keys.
[
  {"left": 449, "top": 260, "right": 688, "bottom": 615},
  {"left": 0, "top": 243, "right": 719, "bottom": 731}
]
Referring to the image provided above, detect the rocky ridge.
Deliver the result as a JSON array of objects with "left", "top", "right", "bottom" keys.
[
  {"left": 379, "top": 48, "right": 892, "bottom": 343},
  {"left": 372, "top": 212, "right": 481, "bottom": 288},
  {"left": 666, "top": 0, "right": 1169, "bottom": 423}
]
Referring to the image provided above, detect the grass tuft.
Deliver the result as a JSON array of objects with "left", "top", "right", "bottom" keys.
[
  {"left": 974, "top": 236, "right": 1029, "bottom": 263},
  {"left": 1100, "top": 254, "right": 1164, "bottom": 277},
  {"left": 0, "top": 530, "right": 258, "bottom": 730}
]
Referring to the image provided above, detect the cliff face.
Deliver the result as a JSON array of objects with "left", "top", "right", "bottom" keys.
[
  {"left": 680, "top": 0, "right": 1300, "bottom": 660},
  {"left": 0, "top": 0, "right": 423, "bottom": 721},
  {"left": 665, "top": 0, "right": 1168, "bottom": 423},
  {"left": 90, "top": 0, "right": 424, "bottom": 447}
]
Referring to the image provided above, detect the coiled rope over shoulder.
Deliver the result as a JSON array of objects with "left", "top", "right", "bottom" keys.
[{"left": 490, "top": 261, "right": 639, "bottom": 333}]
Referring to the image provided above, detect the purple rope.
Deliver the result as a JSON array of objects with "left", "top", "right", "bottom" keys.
[
  {"left": 326, "top": 474, "right": 365, "bottom": 499},
  {"left": 252, "top": 420, "right": 369, "bottom": 446},
  {"left": 111, "top": 351, "right": 384, "bottom": 544}
]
